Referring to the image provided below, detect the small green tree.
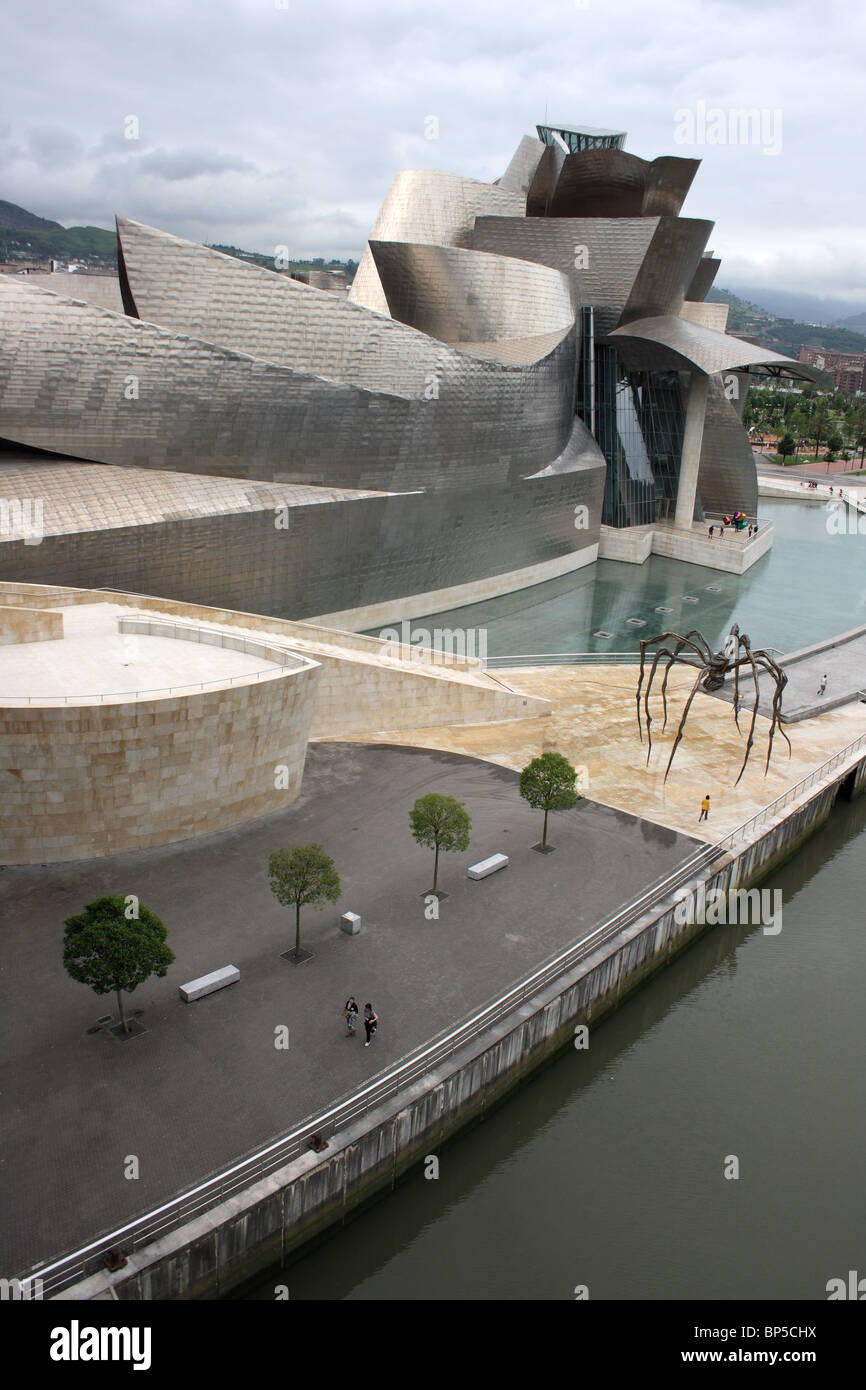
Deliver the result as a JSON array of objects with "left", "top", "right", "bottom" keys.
[
  {"left": 409, "top": 794, "right": 471, "bottom": 896},
  {"left": 777, "top": 433, "right": 796, "bottom": 461},
  {"left": 268, "top": 845, "right": 340, "bottom": 962},
  {"left": 519, "top": 752, "right": 580, "bottom": 851},
  {"left": 63, "top": 896, "right": 175, "bottom": 1034}
]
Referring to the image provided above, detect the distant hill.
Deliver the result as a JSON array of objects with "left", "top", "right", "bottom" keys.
[
  {"left": 837, "top": 310, "right": 866, "bottom": 333},
  {"left": 722, "top": 283, "right": 866, "bottom": 327},
  {"left": 0, "top": 198, "right": 117, "bottom": 268},
  {"left": 707, "top": 287, "right": 866, "bottom": 357},
  {"left": 0, "top": 199, "right": 62, "bottom": 232}
]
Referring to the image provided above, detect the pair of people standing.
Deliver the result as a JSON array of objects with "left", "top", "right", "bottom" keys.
[{"left": 344, "top": 997, "right": 378, "bottom": 1046}]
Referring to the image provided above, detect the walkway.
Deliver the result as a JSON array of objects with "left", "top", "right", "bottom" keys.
[{"left": 0, "top": 742, "right": 697, "bottom": 1277}]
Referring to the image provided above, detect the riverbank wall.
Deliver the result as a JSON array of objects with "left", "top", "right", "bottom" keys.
[{"left": 55, "top": 746, "right": 866, "bottom": 1301}]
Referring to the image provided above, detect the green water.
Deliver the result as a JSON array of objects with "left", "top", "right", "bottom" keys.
[
  {"left": 385, "top": 498, "right": 866, "bottom": 657},
  {"left": 244, "top": 788, "right": 866, "bottom": 1300}
]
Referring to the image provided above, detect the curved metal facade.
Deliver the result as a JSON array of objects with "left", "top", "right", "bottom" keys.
[{"left": 0, "top": 118, "right": 820, "bottom": 624}]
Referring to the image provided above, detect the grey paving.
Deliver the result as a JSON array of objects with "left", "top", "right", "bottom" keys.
[
  {"left": 0, "top": 742, "right": 699, "bottom": 1277},
  {"left": 711, "top": 625, "right": 866, "bottom": 722}
]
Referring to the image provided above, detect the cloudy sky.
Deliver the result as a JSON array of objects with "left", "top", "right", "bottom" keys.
[{"left": 2, "top": 0, "right": 864, "bottom": 304}]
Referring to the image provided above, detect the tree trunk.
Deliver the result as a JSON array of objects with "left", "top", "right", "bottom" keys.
[
  {"left": 542, "top": 807, "right": 549, "bottom": 851},
  {"left": 295, "top": 902, "right": 301, "bottom": 959},
  {"left": 116, "top": 987, "right": 128, "bottom": 1034},
  {"left": 432, "top": 843, "right": 440, "bottom": 896}
]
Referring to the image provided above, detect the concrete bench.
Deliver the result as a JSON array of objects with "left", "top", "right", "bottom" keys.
[
  {"left": 179, "top": 965, "right": 240, "bottom": 1002},
  {"left": 467, "top": 853, "right": 509, "bottom": 880},
  {"left": 340, "top": 911, "right": 361, "bottom": 935}
]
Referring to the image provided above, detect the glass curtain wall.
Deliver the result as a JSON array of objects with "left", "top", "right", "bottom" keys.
[{"left": 576, "top": 307, "right": 686, "bottom": 528}]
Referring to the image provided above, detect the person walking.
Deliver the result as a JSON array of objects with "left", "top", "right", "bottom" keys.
[
  {"left": 708, "top": 524, "right": 714, "bottom": 538},
  {"left": 363, "top": 1003, "right": 378, "bottom": 1047},
  {"left": 344, "top": 996, "right": 359, "bottom": 1035},
  {"left": 698, "top": 793, "right": 711, "bottom": 823},
  {"left": 817, "top": 673, "right": 828, "bottom": 696}
]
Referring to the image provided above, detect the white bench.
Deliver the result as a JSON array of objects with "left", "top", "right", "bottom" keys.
[
  {"left": 467, "top": 853, "right": 509, "bottom": 880},
  {"left": 179, "top": 965, "right": 240, "bottom": 1002},
  {"left": 340, "top": 911, "right": 361, "bottom": 935}
]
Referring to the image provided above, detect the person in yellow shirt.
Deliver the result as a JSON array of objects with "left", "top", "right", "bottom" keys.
[{"left": 699, "top": 794, "right": 711, "bottom": 822}]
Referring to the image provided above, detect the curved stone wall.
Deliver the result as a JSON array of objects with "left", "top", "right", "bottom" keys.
[{"left": 0, "top": 657, "right": 321, "bottom": 864}]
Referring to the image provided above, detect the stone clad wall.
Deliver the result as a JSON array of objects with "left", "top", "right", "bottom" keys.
[
  {"left": 0, "top": 663, "right": 321, "bottom": 864},
  {"left": 0, "top": 604, "right": 63, "bottom": 645}
]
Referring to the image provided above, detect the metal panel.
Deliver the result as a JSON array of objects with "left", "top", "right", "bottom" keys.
[
  {"left": 498, "top": 135, "right": 545, "bottom": 194},
  {"left": 697, "top": 375, "right": 758, "bottom": 516},
  {"left": 348, "top": 170, "right": 524, "bottom": 315},
  {"left": 618, "top": 218, "right": 714, "bottom": 324},
  {"left": 472, "top": 215, "right": 658, "bottom": 337},
  {"left": 368, "top": 240, "right": 574, "bottom": 347},
  {"left": 0, "top": 277, "right": 577, "bottom": 493}
]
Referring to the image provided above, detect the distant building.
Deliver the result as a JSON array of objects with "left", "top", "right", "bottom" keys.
[{"left": 798, "top": 345, "right": 865, "bottom": 391}]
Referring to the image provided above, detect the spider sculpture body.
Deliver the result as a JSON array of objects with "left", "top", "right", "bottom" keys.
[{"left": 635, "top": 624, "right": 791, "bottom": 785}]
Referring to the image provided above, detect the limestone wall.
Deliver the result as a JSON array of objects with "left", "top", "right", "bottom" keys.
[
  {"left": 0, "top": 662, "right": 321, "bottom": 863},
  {"left": 0, "top": 604, "right": 62, "bottom": 645}
]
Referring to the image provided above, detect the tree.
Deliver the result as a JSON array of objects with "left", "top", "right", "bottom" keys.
[
  {"left": 828, "top": 431, "right": 844, "bottom": 454},
  {"left": 777, "top": 433, "right": 796, "bottom": 461},
  {"left": 519, "top": 752, "right": 580, "bottom": 851},
  {"left": 63, "top": 896, "right": 174, "bottom": 1034},
  {"left": 268, "top": 845, "right": 340, "bottom": 963},
  {"left": 409, "top": 794, "right": 471, "bottom": 896},
  {"left": 811, "top": 399, "right": 831, "bottom": 458}
]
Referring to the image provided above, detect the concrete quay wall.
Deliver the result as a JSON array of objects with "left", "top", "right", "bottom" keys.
[{"left": 57, "top": 749, "right": 866, "bottom": 1301}]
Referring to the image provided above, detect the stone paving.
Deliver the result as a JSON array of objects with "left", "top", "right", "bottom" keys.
[
  {"left": 0, "top": 741, "right": 698, "bottom": 1278},
  {"left": 337, "top": 665, "right": 866, "bottom": 842}
]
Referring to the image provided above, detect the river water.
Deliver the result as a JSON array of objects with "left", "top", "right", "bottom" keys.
[
  {"left": 244, "top": 786, "right": 865, "bottom": 1300},
  {"left": 243, "top": 497, "right": 865, "bottom": 1300}
]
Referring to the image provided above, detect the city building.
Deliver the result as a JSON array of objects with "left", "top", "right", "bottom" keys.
[{"left": 0, "top": 122, "right": 819, "bottom": 632}]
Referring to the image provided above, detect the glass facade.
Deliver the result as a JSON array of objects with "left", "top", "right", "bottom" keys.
[
  {"left": 575, "top": 307, "right": 687, "bottom": 528},
  {"left": 536, "top": 125, "right": 626, "bottom": 154}
]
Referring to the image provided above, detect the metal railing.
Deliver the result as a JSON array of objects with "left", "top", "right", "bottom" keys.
[
  {"left": 717, "top": 730, "right": 866, "bottom": 848},
  {"left": 22, "top": 724, "right": 866, "bottom": 1297},
  {"left": 24, "top": 838, "right": 724, "bottom": 1298},
  {"left": 484, "top": 652, "right": 642, "bottom": 669}
]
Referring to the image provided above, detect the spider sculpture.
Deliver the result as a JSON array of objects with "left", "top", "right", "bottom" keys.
[{"left": 635, "top": 624, "right": 791, "bottom": 785}]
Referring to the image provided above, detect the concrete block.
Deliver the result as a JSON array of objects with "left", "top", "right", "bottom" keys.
[
  {"left": 179, "top": 965, "right": 240, "bottom": 1002},
  {"left": 467, "top": 853, "right": 509, "bottom": 880},
  {"left": 340, "top": 911, "right": 361, "bottom": 935}
]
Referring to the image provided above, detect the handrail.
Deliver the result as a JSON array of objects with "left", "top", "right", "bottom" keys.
[
  {"left": 484, "top": 652, "right": 642, "bottom": 668},
  {"left": 23, "top": 838, "right": 724, "bottom": 1296},
  {"left": 23, "top": 728, "right": 866, "bottom": 1296},
  {"left": 716, "top": 730, "right": 866, "bottom": 849}
]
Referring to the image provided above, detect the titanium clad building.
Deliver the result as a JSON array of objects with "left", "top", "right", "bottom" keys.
[{"left": 0, "top": 121, "right": 819, "bottom": 625}]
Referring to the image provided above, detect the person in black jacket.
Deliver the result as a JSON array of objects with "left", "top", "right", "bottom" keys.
[
  {"left": 363, "top": 1003, "right": 378, "bottom": 1047},
  {"left": 344, "top": 997, "right": 359, "bottom": 1035}
]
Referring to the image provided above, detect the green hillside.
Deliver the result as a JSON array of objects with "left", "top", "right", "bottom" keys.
[
  {"left": 0, "top": 199, "right": 62, "bottom": 232},
  {"left": 708, "top": 287, "right": 866, "bottom": 356},
  {"left": 0, "top": 221, "right": 117, "bottom": 267}
]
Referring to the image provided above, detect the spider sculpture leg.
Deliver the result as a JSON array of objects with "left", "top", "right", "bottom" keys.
[
  {"left": 732, "top": 645, "right": 763, "bottom": 786},
  {"left": 664, "top": 664, "right": 710, "bottom": 782},
  {"left": 756, "top": 654, "right": 792, "bottom": 771},
  {"left": 638, "top": 632, "right": 711, "bottom": 765},
  {"left": 659, "top": 632, "right": 712, "bottom": 733}
]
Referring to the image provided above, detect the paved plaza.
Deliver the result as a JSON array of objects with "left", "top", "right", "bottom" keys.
[{"left": 0, "top": 742, "right": 698, "bottom": 1276}]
